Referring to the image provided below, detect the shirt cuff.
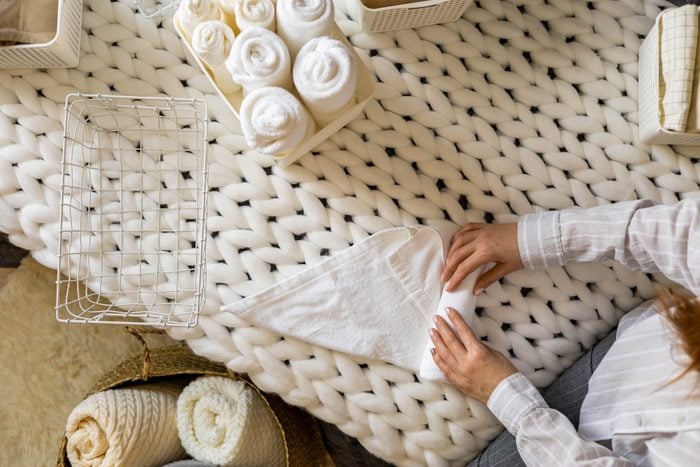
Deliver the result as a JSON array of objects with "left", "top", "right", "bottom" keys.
[
  {"left": 517, "top": 211, "right": 565, "bottom": 270},
  {"left": 487, "top": 372, "right": 548, "bottom": 436}
]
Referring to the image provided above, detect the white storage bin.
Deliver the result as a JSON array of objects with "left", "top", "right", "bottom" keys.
[
  {"left": 336, "top": 0, "right": 473, "bottom": 33},
  {"left": 639, "top": 11, "right": 700, "bottom": 145},
  {"left": 0, "top": 0, "right": 83, "bottom": 69},
  {"left": 175, "top": 21, "right": 374, "bottom": 168}
]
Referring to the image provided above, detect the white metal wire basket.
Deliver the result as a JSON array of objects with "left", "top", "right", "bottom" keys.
[{"left": 56, "top": 93, "right": 209, "bottom": 327}]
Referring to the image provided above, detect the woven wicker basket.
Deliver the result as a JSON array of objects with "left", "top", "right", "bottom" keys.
[{"left": 57, "top": 340, "right": 329, "bottom": 467}]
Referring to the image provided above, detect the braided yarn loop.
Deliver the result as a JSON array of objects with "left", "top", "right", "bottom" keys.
[{"left": 0, "top": 0, "right": 697, "bottom": 464}]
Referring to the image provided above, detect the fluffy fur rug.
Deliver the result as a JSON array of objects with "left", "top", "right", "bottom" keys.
[{"left": 0, "top": 257, "right": 174, "bottom": 466}]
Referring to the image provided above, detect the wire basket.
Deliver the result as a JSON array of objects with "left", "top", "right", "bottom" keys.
[{"left": 56, "top": 93, "right": 209, "bottom": 327}]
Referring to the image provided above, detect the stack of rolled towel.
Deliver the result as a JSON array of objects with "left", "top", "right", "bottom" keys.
[
  {"left": 64, "top": 376, "right": 285, "bottom": 467},
  {"left": 174, "top": 0, "right": 359, "bottom": 155},
  {"left": 657, "top": 5, "right": 700, "bottom": 133}
]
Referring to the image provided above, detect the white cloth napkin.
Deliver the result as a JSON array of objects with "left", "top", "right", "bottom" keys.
[
  {"left": 191, "top": 20, "right": 240, "bottom": 94},
  {"left": 293, "top": 36, "right": 358, "bottom": 126},
  {"left": 65, "top": 384, "right": 185, "bottom": 467},
  {"left": 239, "top": 86, "right": 315, "bottom": 154},
  {"left": 221, "top": 226, "right": 482, "bottom": 382},
  {"left": 234, "top": 0, "right": 276, "bottom": 32},
  {"left": 176, "top": 376, "right": 285, "bottom": 467},
  {"left": 175, "top": 0, "right": 221, "bottom": 40},
  {"left": 658, "top": 5, "right": 699, "bottom": 132},
  {"left": 276, "top": 0, "right": 335, "bottom": 58},
  {"left": 225, "top": 27, "right": 292, "bottom": 93}
]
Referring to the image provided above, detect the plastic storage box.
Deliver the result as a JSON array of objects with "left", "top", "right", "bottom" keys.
[
  {"left": 336, "top": 0, "right": 473, "bottom": 33},
  {"left": 175, "top": 21, "right": 374, "bottom": 168},
  {"left": 638, "top": 10, "right": 700, "bottom": 145},
  {"left": 0, "top": 0, "right": 83, "bottom": 69}
]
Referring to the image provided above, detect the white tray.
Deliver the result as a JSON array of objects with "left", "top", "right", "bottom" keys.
[{"left": 175, "top": 21, "right": 374, "bottom": 167}]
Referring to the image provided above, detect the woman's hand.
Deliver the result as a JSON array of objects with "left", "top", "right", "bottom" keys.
[
  {"left": 430, "top": 307, "right": 517, "bottom": 404},
  {"left": 441, "top": 223, "right": 523, "bottom": 293}
]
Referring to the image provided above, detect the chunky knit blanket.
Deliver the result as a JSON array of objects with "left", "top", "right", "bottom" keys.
[{"left": 1, "top": 0, "right": 697, "bottom": 465}]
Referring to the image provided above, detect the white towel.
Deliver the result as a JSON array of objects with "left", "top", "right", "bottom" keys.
[
  {"left": 191, "top": 20, "right": 240, "bottom": 94},
  {"left": 658, "top": 5, "right": 698, "bottom": 131},
  {"left": 234, "top": 0, "right": 276, "bottom": 32},
  {"left": 175, "top": 0, "right": 221, "bottom": 40},
  {"left": 65, "top": 384, "right": 185, "bottom": 467},
  {"left": 225, "top": 27, "right": 293, "bottom": 93},
  {"left": 220, "top": 226, "right": 483, "bottom": 383},
  {"left": 176, "top": 376, "right": 286, "bottom": 467},
  {"left": 293, "top": 36, "right": 358, "bottom": 126},
  {"left": 276, "top": 0, "right": 335, "bottom": 58},
  {"left": 217, "top": 0, "right": 239, "bottom": 33},
  {"left": 239, "top": 86, "right": 315, "bottom": 154}
]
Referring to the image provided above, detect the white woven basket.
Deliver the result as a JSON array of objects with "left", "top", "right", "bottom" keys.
[
  {"left": 0, "top": 0, "right": 83, "bottom": 69},
  {"left": 338, "top": 0, "right": 473, "bottom": 32},
  {"left": 638, "top": 10, "right": 700, "bottom": 145}
]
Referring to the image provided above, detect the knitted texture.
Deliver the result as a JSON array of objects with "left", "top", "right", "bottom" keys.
[
  {"left": 176, "top": 376, "right": 286, "bottom": 466},
  {"left": 0, "top": 0, "right": 698, "bottom": 465},
  {"left": 65, "top": 384, "right": 185, "bottom": 467}
]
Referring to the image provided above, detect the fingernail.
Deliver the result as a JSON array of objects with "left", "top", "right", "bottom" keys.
[
  {"left": 474, "top": 288, "right": 484, "bottom": 296},
  {"left": 434, "top": 316, "right": 440, "bottom": 325},
  {"left": 429, "top": 328, "right": 435, "bottom": 337},
  {"left": 430, "top": 348, "right": 436, "bottom": 356}
]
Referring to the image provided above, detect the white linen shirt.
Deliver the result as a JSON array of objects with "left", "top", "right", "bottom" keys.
[{"left": 487, "top": 199, "right": 700, "bottom": 466}]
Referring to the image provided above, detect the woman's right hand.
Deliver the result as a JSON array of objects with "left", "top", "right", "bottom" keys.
[{"left": 441, "top": 223, "right": 523, "bottom": 293}]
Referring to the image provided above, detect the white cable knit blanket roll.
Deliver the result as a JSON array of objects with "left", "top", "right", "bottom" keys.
[
  {"left": 192, "top": 20, "right": 240, "bottom": 94},
  {"left": 65, "top": 384, "right": 185, "bottom": 467},
  {"left": 234, "top": 0, "right": 277, "bottom": 32},
  {"left": 240, "top": 86, "right": 314, "bottom": 154},
  {"left": 293, "top": 36, "right": 357, "bottom": 126},
  {"left": 225, "top": 28, "right": 292, "bottom": 93},
  {"left": 276, "top": 0, "right": 334, "bottom": 57},
  {"left": 176, "top": 376, "right": 285, "bottom": 467},
  {"left": 175, "top": 0, "right": 221, "bottom": 39}
]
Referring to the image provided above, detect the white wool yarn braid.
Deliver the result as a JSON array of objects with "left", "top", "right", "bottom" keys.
[{"left": 0, "top": 0, "right": 698, "bottom": 465}]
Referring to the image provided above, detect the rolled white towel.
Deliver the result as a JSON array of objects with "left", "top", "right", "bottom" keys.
[
  {"left": 191, "top": 20, "right": 240, "bottom": 94},
  {"left": 293, "top": 36, "right": 357, "bottom": 126},
  {"left": 217, "top": 0, "right": 239, "bottom": 33},
  {"left": 176, "top": 376, "right": 286, "bottom": 467},
  {"left": 240, "top": 86, "right": 315, "bottom": 154},
  {"left": 65, "top": 384, "right": 185, "bottom": 467},
  {"left": 175, "top": 0, "right": 221, "bottom": 39},
  {"left": 225, "top": 28, "right": 293, "bottom": 93},
  {"left": 234, "top": 0, "right": 277, "bottom": 32},
  {"left": 276, "top": 0, "right": 335, "bottom": 58}
]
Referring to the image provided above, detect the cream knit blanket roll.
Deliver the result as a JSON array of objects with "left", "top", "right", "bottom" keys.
[
  {"left": 176, "top": 376, "right": 286, "bottom": 467},
  {"left": 65, "top": 384, "right": 185, "bottom": 467}
]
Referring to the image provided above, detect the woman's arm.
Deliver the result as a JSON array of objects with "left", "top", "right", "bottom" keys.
[
  {"left": 518, "top": 199, "right": 700, "bottom": 295},
  {"left": 431, "top": 310, "right": 633, "bottom": 466}
]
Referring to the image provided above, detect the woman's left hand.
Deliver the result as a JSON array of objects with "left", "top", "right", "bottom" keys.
[{"left": 430, "top": 307, "right": 517, "bottom": 404}]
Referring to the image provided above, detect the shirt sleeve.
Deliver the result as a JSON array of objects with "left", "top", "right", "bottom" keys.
[
  {"left": 645, "top": 430, "right": 700, "bottom": 466},
  {"left": 517, "top": 199, "right": 700, "bottom": 295},
  {"left": 488, "top": 373, "right": 634, "bottom": 466}
]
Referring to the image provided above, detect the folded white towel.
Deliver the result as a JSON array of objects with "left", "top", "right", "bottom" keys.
[
  {"left": 221, "top": 226, "right": 483, "bottom": 383},
  {"left": 65, "top": 384, "right": 185, "bottom": 467},
  {"left": 658, "top": 5, "right": 698, "bottom": 131},
  {"left": 177, "top": 376, "right": 286, "bottom": 467},
  {"left": 192, "top": 20, "right": 240, "bottom": 94},
  {"left": 234, "top": 0, "right": 276, "bottom": 32},
  {"left": 175, "top": 0, "right": 221, "bottom": 39},
  {"left": 293, "top": 36, "right": 357, "bottom": 126},
  {"left": 240, "top": 86, "right": 315, "bottom": 154},
  {"left": 276, "top": 0, "right": 335, "bottom": 58},
  {"left": 225, "top": 27, "right": 292, "bottom": 93}
]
